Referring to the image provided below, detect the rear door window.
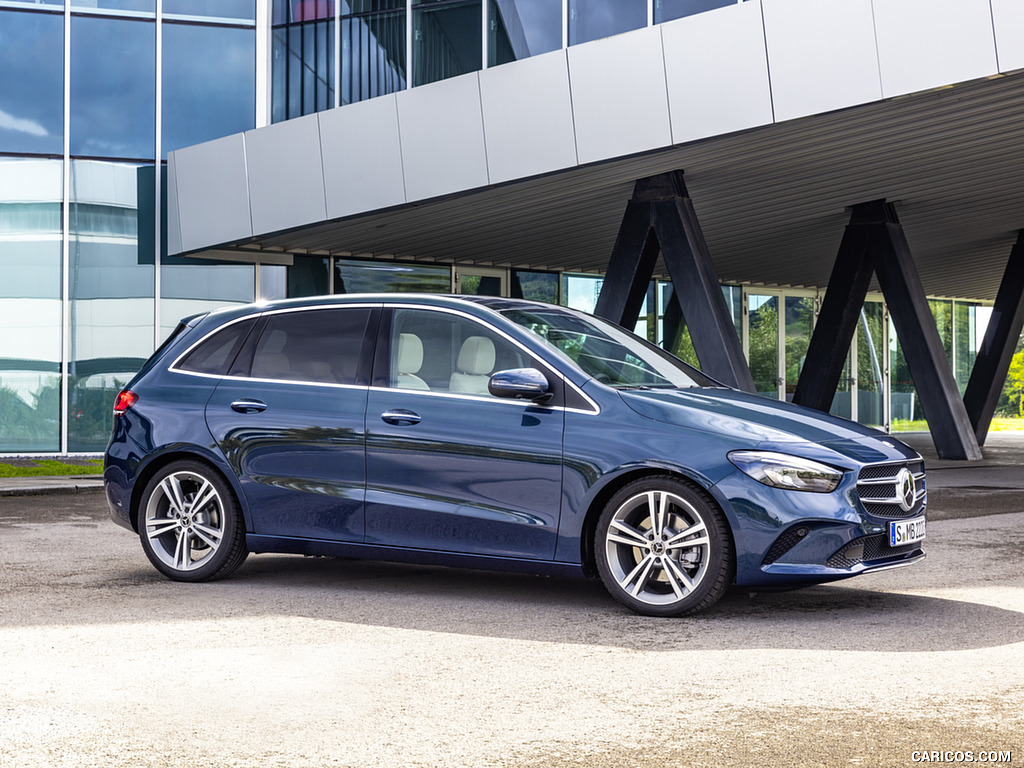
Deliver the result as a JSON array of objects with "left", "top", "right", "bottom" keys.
[{"left": 250, "top": 307, "right": 374, "bottom": 385}]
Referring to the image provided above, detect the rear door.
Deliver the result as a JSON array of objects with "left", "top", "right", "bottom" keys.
[{"left": 206, "top": 305, "right": 379, "bottom": 542}]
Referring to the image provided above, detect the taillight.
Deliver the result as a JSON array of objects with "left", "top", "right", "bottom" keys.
[{"left": 113, "top": 390, "right": 138, "bottom": 415}]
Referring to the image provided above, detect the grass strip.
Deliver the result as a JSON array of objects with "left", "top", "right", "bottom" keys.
[{"left": 0, "top": 459, "right": 104, "bottom": 478}]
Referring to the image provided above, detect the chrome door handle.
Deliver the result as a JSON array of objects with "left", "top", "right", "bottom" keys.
[
  {"left": 231, "top": 399, "right": 267, "bottom": 414},
  {"left": 381, "top": 409, "right": 421, "bottom": 425}
]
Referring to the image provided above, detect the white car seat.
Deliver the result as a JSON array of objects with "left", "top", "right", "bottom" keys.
[
  {"left": 396, "top": 333, "right": 430, "bottom": 390},
  {"left": 449, "top": 336, "right": 495, "bottom": 394}
]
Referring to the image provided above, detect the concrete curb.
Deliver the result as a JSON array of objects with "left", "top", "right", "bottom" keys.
[{"left": 0, "top": 479, "right": 104, "bottom": 497}]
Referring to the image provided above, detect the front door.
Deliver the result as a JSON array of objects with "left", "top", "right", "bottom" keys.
[{"left": 365, "top": 306, "right": 564, "bottom": 559}]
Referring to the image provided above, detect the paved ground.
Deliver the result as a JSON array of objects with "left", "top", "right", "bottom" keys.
[{"left": 1, "top": 471, "right": 1022, "bottom": 768}]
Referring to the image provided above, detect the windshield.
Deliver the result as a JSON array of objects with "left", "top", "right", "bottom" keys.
[{"left": 501, "top": 306, "right": 718, "bottom": 389}]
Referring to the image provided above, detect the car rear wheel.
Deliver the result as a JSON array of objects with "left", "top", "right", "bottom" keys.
[
  {"left": 138, "top": 460, "right": 247, "bottom": 582},
  {"left": 595, "top": 476, "right": 732, "bottom": 617}
]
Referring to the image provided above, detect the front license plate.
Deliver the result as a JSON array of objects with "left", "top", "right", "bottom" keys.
[{"left": 890, "top": 516, "right": 926, "bottom": 547}]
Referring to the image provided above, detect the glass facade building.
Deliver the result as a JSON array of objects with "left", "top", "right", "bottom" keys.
[
  {"left": 271, "top": 0, "right": 743, "bottom": 119},
  {"left": 0, "top": 1, "right": 257, "bottom": 452},
  {"left": 0, "top": 0, "right": 997, "bottom": 453}
]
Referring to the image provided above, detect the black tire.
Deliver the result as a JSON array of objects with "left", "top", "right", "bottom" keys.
[
  {"left": 137, "top": 460, "right": 248, "bottom": 582},
  {"left": 594, "top": 475, "right": 733, "bottom": 617}
]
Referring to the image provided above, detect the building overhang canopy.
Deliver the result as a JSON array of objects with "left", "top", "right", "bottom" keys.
[{"left": 168, "top": 2, "right": 1024, "bottom": 300}]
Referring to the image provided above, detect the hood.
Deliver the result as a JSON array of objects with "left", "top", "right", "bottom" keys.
[{"left": 617, "top": 387, "right": 919, "bottom": 466}]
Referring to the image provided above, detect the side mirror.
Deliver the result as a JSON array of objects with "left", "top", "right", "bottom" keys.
[{"left": 488, "top": 368, "right": 552, "bottom": 401}]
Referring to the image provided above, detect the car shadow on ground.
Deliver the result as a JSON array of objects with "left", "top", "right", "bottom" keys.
[{"left": 168, "top": 553, "right": 1024, "bottom": 654}]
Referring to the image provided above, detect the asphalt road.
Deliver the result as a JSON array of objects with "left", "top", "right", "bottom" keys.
[{"left": 1, "top": 491, "right": 1022, "bottom": 768}]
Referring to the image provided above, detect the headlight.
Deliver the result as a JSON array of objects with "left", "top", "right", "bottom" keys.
[{"left": 728, "top": 451, "right": 843, "bottom": 493}]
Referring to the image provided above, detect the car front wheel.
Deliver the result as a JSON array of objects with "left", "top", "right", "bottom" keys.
[
  {"left": 595, "top": 476, "right": 733, "bottom": 617},
  {"left": 138, "top": 460, "right": 248, "bottom": 582}
]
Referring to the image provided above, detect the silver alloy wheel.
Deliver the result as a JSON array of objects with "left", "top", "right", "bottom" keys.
[
  {"left": 143, "top": 470, "right": 227, "bottom": 573},
  {"left": 603, "top": 489, "right": 711, "bottom": 606}
]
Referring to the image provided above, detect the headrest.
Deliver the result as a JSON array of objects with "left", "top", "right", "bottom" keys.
[
  {"left": 397, "top": 333, "right": 424, "bottom": 374},
  {"left": 456, "top": 336, "right": 495, "bottom": 376}
]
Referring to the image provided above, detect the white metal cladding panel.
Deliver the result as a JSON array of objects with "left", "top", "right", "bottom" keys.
[
  {"left": 762, "top": 0, "right": 882, "bottom": 122},
  {"left": 165, "top": 153, "right": 182, "bottom": 257},
  {"left": 396, "top": 72, "right": 489, "bottom": 202},
  {"left": 663, "top": 2, "right": 773, "bottom": 144},
  {"left": 244, "top": 113, "right": 328, "bottom": 234},
  {"left": 567, "top": 25, "right": 672, "bottom": 165},
  {"left": 479, "top": 50, "right": 578, "bottom": 185},
  {"left": 171, "top": 133, "right": 252, "bottom": 253},
  {"left": 992, "top": 0, "right": 1024, "bottom": 73},
  {"left": 873, "top": 0, "right": 998, "bottom": 98},
  {"left": 320, "top": 93, "right": 407, "bottom": 220}
]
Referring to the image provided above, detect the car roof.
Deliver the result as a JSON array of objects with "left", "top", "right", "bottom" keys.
[{"left": 193, "top": 293, "right": 568, "bottom": 326}]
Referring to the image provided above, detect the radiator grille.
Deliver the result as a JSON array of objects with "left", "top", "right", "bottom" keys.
[{"left": 856, "top": 460, "right": 926, "bottom": 519}]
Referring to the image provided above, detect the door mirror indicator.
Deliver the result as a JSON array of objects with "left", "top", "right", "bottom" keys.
[{"left": 488, "top": 368, "right": 551, "bottom": 401}]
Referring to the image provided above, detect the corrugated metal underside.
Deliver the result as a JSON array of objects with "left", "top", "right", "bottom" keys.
[{"left": 221, "top": 72, "right": 1024, "bottom": 301}]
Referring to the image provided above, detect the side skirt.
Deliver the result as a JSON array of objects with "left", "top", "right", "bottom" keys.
[{"left": 246, "top": 534, "right": 588, "bottom": 579}]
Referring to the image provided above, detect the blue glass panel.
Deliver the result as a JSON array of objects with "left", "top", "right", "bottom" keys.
[
  {"left": 71, "top": 0, "right": 155, "bottom": 13},
  {"left": 489, "top": 0, "right": 561, "bottom": 67},
  {"left": 655, "top": 0, "right": 735, "bottom": 23},
  {"left": 272, "top": 28, "right": 288, "bottom": 122},
  {"left": 342, "top": 0, "right": 405, "bottom": 13},
  {"left": 162, "top": 23, "right": 255, "bottom": 155},
  {"left": 568, "top": 0, "right": 646, "bottom": 45},
  {"left": 289, "top": 0, "right": 334, "bottom": 21},
  {"left": 160, "top": 263, "right": 255, "bottom": 341},
  {"left": 68, "top": 160, "right": 154, "bottom": 452},
  {"left": 413, "top": 0, "right": 482, "bottom": 87},
  {"left": 0, "top": 1, "right": 62, "bottom": 9},
  {"left": 0, "top": 10, "right": 64, "bottom": 155},
  {"left": 511, "top": 269, "right": 558, "bottom": 303},
  {"left": 273, "top": 0, "right": 287, "bottom": 25},
  {"left": 272, "top": 19, "right": 334, "bottom": 121},
  {"left": 71, "top": 16, "right": 156, "bottom": 159},
  {"left": 334, "top": 259, "right": 451, "bottom": 293},
  {"left": 164, "top": 0, "right": 255, "bottom": 22},
  {"left": 340, "top": 10, "right": 406, "bottom": 105},
  {"left": 0, "top": 158, "right": 62, "bottom": 451},
  {"left": 287, "top": 255, "right": 330, "bottom": 298}
]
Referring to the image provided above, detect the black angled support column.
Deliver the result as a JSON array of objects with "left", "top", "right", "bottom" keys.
[
  {"left": 792, "top": 213, "right": 874, "bottom": 412},
  {"left": 594, "top": 171, "right": 755, "bottom": 392},
  {"left": 593, "top": 199, "right": 660, "bottom": 330},
  {"left": 868, "top": 201, "right": 981, "bottom": 460},
  {"left": 963, "top": 231, "right": 1024, "bottom": 445},
  {"left": 653, "top": 194, "right": 755, "bottom": 393},
  {"left": 794, "top": 200, "right": 982, "bottom": 460}
]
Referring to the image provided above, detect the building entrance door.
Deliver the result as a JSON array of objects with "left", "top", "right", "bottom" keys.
[
  {"left": 743, "top": 290, "right": 818, "bottom": 403},
  {"left": 744, "top": 291, "right": 782, "bottom": 399},
  {"left": 455, "top": 267, "right": 507, "bottom": 296}
]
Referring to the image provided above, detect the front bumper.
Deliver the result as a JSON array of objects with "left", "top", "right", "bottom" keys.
[{"left": 713, "top": 459, "right": 927, "bottom": 588}]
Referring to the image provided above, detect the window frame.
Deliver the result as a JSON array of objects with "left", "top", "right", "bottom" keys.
[{"left": 169, "top": 304, "right": 380, "bottom": 388}]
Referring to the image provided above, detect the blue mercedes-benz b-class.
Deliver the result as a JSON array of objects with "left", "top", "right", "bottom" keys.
[{"left": 104, "top": 294, "right": 926, "bottom": 616}]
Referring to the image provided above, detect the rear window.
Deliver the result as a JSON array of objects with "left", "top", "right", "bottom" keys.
[{"left": 176, "top": 318, "right": 257, "bottom": 375}]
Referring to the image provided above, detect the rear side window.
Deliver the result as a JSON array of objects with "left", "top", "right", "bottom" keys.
[
  {"left": 176, "top": 318, "right": 257, "bottom": 375},
  {"left": 250, "top": 307, "right": 372, "bottom": 385}
]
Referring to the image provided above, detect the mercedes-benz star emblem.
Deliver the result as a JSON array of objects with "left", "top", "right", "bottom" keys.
[{"left": 896, "top": 467, "right": 917, "bottom": 512}]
